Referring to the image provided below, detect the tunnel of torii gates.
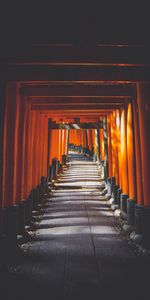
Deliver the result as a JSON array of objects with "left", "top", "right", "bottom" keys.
[{"left": 0, "top": 45, "right": 150, "bottom": 251}]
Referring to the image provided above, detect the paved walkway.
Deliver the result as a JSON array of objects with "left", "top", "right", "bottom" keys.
[{"left": 2, "top": 153, "right": 150, "bottom": 300}]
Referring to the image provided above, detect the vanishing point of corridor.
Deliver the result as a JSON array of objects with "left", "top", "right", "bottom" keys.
[{"left": 2, "top": 152, "right": 149, "bottom": 300}]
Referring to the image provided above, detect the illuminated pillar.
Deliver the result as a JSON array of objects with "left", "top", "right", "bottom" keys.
[
  {"left": 88, "top": 129, "right": 93, "bottom": 150},
  {"left": 110, "top": 111, "right": 119, "bottom": 185},
  {"left": 49, "top": 129, "right": 60, "bottom": 164},
  {"left": 95, "top": 129, "right": 100, "bottom": 164},
  {"left": 107, "top": 115, "right": 112, "bottom": 178},
  {"left": 59, "top": 129, "right": 62, "bottom": 162},
  {"left": 132, "top": 101, "right": 143, "bottom": 205},
  {"left": 126, "top": 103, "right": 137, "bottom": 225},
  {"left": 22, "top": 102, "right": 31, "bottom": 198},
  {"left": 99, "top": 129, "right": 105, "bottom": 161},
  {"left": 137, "top": 83, "right": 150, "bottom": 206},
  {"left": 65, "top": 129, "right": 69, "bottom": 155},
  {"left": 116, "top": 110, "right": 121, "bottom": 188},
  {"left": 103, "top": 117, "right": 109, "bottom": 180},
  {"left": 2, "top": 82, "right": 20, "bottom": 207},
  {"left": 0, "top": 83, "right": 5, "bottom": 210},
  {"left": 47, "top": 121, "right": 50, "bottom": 178},
  {"left": 136, "top": 83, "right": 150, "bottom": 249},
  {"left": 120, "top": 108, "right": 129, "bottom": 214},
  {"left": 120, "top": 109, "right": 128, "bottom": 195},
  {"left": 127, "top": 103, "right": 136, "bottom": 199},
  {"left": 14, "top": 95, "right": 27, "bottom": 204},
  {"left": 42, "top": 116, "right": 47, "bottom": 177}
]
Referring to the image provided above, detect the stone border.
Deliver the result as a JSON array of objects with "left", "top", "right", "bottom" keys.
[{"left": 110, "top": 203, "right": 150, "bottom": 257}]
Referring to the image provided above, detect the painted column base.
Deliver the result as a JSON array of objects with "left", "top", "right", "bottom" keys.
[
  {"left": 52, "top": 158, "right": 58, "bottom": 180},
  {"left": 117, "top": 188, "right": 122, "bottom": 207},
  {"left": 59, "top": 163, "right": 63, "bottom": 174},
  {"left": 135, "top": 204, "right": 143, "bottom": 234},
  {"left": 17, "top": 202, "right": 26, "bottom": 235},
  {"left": 49, "top": 165, "right": 53, "bottom": 182},
  {"left": 32, "top": 187, "right": 40, "bottom": 211},
  {"left": 41, "top": 176, "right": 48, "bottom": 195},
  {"left": 111, "top": 176, "right": 116, "bottom": 195},
  {"left": 120, "top": 193, "right": 128, "bottom": 214},
  {"left": 142, "top": 206, "right": 150, "bottom": 250},
  {"left": 23, "top": 197, "right": 32, "bottom": 226},
  {"left": 112, "top": 185, "right": 119, "bottom": 205},
  {"left": 62, "top": 154, "right": 67, "bottom": 165},
  {"left": 0, "top": 208, "right": 4, "bottom": 237},
  {"left": 3, "top": 205, "right": 18, "bottom": 240},
  {"left": 127, "top": 199, "right": 136, "bottom": 226}
]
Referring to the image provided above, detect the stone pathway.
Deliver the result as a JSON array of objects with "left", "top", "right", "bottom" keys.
[{"left": 2, "top": 153, "right": 150, "bottom": 300}]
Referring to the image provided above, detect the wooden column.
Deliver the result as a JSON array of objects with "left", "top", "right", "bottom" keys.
[
  {"left": 120, "top": 108, "right": 128, "bottom": 195},
  {"left": 49, "top": 129, "right": 60, "bottom": 164},
  {"left": 0, "top": 83, "right": 6, "bottom": 208},
  {"left": 116, "top": 110, "right": 121, "bottom": 187},
  {"left": 95, "top": 129, "right": 100, "bottom": 164},
  {"left": 127, "top": 103, "right": 136, "bottom": 199},
  {"left": 65, "top": 129, "right": 69, "bottom": 155},
  {"left": 21, "top": 101, "right": 31, "bottom": 198},
  {"left": 14, "top": 95, "right": 27, "bottom": 204},
  {"left": 132, "top": 100, "right": 144, "bottom": 205},
  {"left": 2, "top": 82, "right": 20, "bottom": 207},
  {"left": 107, "top": 115, "right": 112, "bottom": 178},
  {"left": 137, "top": 83, "right": 150, "bottom": 206},
  {"left": 103, "top": 117, "right": 109, "bottom": 179}
]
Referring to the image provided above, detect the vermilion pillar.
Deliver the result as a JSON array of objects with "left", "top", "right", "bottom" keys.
[
  {"left": 0, "top": 83, "right": 6, "bottom": 208},
  {"left": 99, "top": 129, "right": 104, "bottom": 161},
  {"left": 2, "top": 82, "right": 20, "bottom": 207},
  {"left": 132, "top": 100, "right": 144, "bottom": 205},
  {"left": 87, "top": 129, "right": 93, "bottom": 150},
  {"left": 65, "top": 129, "right": 69, "bottom": 155},
  {"left": 95, "top": 129, "right": 100, "bottom": 163},
  {"left": 126, "top": 103, "right": 136, "bottom": 199},
  {"left": 115, "top": 111, "right": 120, "bottom": 185},
  {"left": 22, "top": 101, "right": 31, "bottom": 198},
  {"left": 58, "top": 129, "right": 62, "bottom": 162},
  {"left": 107, "top": 115, "right": 112, "bottom": 178},
  {"left": 120, "top": 108, "right": 128, "bottom": 195},
  {"left": 137, "top": 83, "right": 150, "bottom": 206},
  {"left": 14, "top": 95, "right": 27, "bottom": 204},
  {"left": 116, "top": 110, "right": 121, "bottom": 187},
  {"left": 49, "top": 130, "right": 60, "bottom": 164}
]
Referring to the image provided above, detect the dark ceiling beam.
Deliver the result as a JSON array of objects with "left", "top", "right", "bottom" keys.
[
  {"left": 31, "top": 104, "right": 123, "bottom": 110},
  {"left": 4, "top": 44, "right": 150, "bottom": 65},
  {"left": 39, "top": 111, "right": 113, "bottom": 117},
  {"left": 21, "top": 84, "right": 135, "bottom": 97},
  {"left": 28, "top": 96, "right": 130, "bottom": 105},
  {"left": 2, "top": 64, "right": 150, "bottom": 81}
]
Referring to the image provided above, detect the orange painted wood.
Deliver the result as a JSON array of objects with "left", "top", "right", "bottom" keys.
[
  {"left": 137, "top": 83, "right": 150, "bottom": 206},
  {"left": 21, "top": 101, "right": 31, "bottom": 198},
  {"left": 100, "top": 129, "right": 105, "bottom": 161},
  {"left": 49, "top": 130, "right": 60, "bottom": 164},
  {"left": 107, "top": 116, "right": 112, "bottom": 177},
  {"left": 111, "top": 111, "right": 119, "bottom": 184},
  {"left": 2, "top": 82, "right": 20, "bottom": 207},
  {"left": 120, "top": 109, "right": 129, "bottom": 195},
  {"left": 127, "top": 103, "right": 136, "bottom": 199},
  {"left": 116, "top": 110, "right": 121, "bottom": 187},
  {"left": 0, "top": 84, "right": 6, "bottom": 208},
  {"left": 132, "top": 100, "right": 144, "bottom": 205},
  {"left": 14, "top": 96, "right": 27, "bottom": 203}
]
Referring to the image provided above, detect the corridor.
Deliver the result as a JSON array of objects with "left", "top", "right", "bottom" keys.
[
  {"left": 2, "top": 153, "right": 149, "bottom": 300},
  {"left": 1, "top": 6, "right": 150, "bottom": 300}
]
